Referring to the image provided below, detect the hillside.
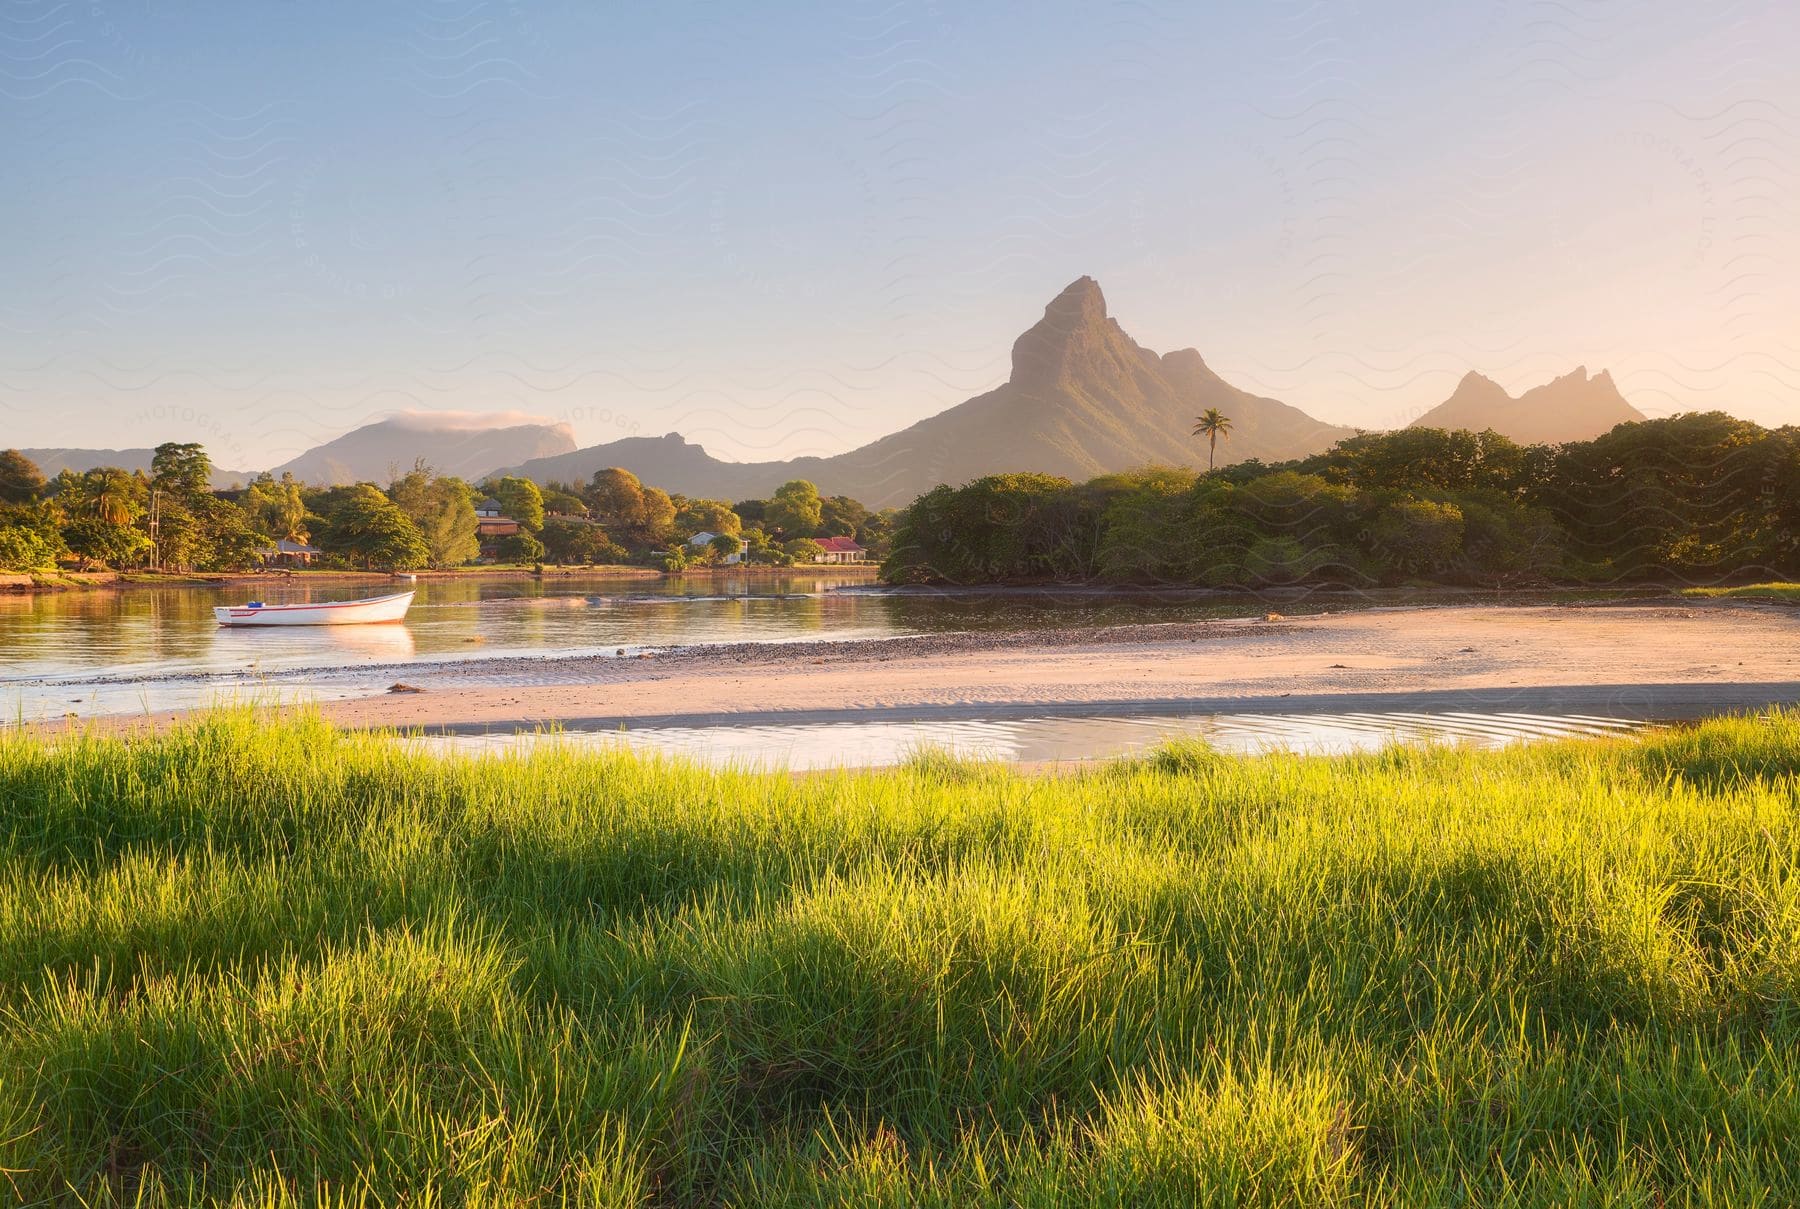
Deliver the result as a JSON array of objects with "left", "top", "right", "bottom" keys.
[
  {"left": 268, "top": 415, "right": 577, "bottom": 486},
  {"left": 17, "top": 448, "right": 251, "bottom": 489},
  {"left": 505, "top": 277, "right": 1357, "bottom": 507},
  {"left": 1411, "top": 368, "right": 1645, "bottom": 444}
]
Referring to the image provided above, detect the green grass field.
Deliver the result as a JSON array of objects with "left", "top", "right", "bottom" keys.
[
  {"left": 2, "top": 712, "right": 1798, "bottom": 1206},
  {"left": 1682, "top": 582, "right": 1800, "bottom": 602}
]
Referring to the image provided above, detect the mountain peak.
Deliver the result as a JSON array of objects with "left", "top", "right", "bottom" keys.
[
  {"left": 1412, "top": 365, "right": 1643, "bottom": 444},
  {"left": 1010, "top": 276, "right": 1131, "bottom": 390},
  {"left": 1448, "top": 371, "right": 1510, "bottom": 404},
  {"left": 1050, "top": 274, "right": 1107, "bottom": 315}
]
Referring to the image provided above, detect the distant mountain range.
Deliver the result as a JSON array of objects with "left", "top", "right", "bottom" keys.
[
  {"left": 266, "top": 415, "right": 577, "bottom": 486},
  {"left": 19, "top": 278, "right": 1658, "bottom": 507},
  {"left": 1408, "top": 367, "right": 1645, "bottom": 444},
  {"left": 502, "top": 277, "right": 1358, "bottom": 506},
  {"left": 15, "top": 447, "right": 252, "bottom": 490}
]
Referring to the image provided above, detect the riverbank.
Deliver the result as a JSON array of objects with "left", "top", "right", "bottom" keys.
[
  {"left": 60, "top": 599, "right": 1800, "bottom": 737},
  {"left": 4, "top": 709, "right": 1798, "bottom": 1202},
  {"left": 1, "top": 562, "right": 881, "bottom": 595}
]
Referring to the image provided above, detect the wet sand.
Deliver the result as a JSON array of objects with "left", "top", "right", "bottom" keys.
[{"left": 74, "top": 601, "right": 1800, "bottom": 734}]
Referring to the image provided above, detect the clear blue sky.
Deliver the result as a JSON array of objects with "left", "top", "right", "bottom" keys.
[{"left": 3, "top": 0, "right": 1796, "bottom": 470}]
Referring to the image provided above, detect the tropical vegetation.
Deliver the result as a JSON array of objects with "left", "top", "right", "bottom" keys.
[
  {"left": 0, "top": 446, "right": 893, "bottom": 575},
  {"left": 886, "top": 414, "right": 1800, "bottom": 586}
]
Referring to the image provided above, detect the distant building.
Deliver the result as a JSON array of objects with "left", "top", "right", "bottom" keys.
[
  {"left": 476, "top": 511, "right": 522, "bottom": 561},
  {"left": 260, "top": 538, "right": 321, "bottom": 567},
  {"left": 815, "top": 536, "right": 867, "bottom": 564},
  {"left": 474, "top": 497, "right": 504, "bottom": 518},
  {"left": 688, "top": 530, "right": 749, "bottom": 564}
]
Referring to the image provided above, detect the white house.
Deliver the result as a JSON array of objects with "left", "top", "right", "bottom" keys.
[{"left": 687, "top": 530, "right": 749, "bottom": 564}]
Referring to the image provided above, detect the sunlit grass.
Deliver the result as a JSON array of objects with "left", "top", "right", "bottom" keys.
[
  {"left": 1683, "top": 582, "right": 1800, "bottom": 602},
  {"left": 2, "top": 709, "right": 1798, "bottom": 1205}
]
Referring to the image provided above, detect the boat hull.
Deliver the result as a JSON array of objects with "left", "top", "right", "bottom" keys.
[{"left": 214, "top": 590, "right": 415, "bottom": 627}]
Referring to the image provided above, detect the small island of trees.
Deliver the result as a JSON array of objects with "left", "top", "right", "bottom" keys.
[{"left": 883, "top": 413, "right": 1800, "bottom": 588}]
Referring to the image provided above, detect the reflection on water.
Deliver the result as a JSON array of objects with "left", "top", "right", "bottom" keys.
[
  {"left": 0, "top": 572, "right": 1333, "bottom": 720},
  {"left": 413, "top": 710, "right": 1647, "bottom": 769}
]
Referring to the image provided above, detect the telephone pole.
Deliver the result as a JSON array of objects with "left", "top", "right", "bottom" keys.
[{"left": 148, "top": 487, "right": 160, "bottom": 572}]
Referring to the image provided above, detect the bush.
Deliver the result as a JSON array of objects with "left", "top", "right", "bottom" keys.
[
  {"left": 495, "top": 533, "right": 546, "bottom": 564},
  {"left": 0, "top": 524, "right": 59, "bottom": 571},
  {"left": 782, "top": 537, "right": 824, "bottom": 563}
]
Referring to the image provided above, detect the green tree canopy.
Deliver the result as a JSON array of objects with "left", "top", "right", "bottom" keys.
[
  {"left": 62, "top": 468, "right": 144, "bottom": 527},
  {"left": 0, "top": 524, "right": 59, "bottom": 571},
  {"left": 884, "top": 472, "right": 1087, "bottom": 584},
  {"left": 542, "top": 517, "right": 615, "bottom": 564},
  {"left": 62, "top": 515, "right": 150, "bottom": 568},
  {"left": 588, "top": 468, "right": 646, "bottom": 533},
  {"left": 0, "top": 450, "right": 46, "bottom": 503},
  {"left": 490, "top": 477, "right": 545, "bottom": 533},
  {"left": 150, "top": 442, "right": 212, "bottom": 499},
  {"left": 636, "top": 486, "right": 677, "bottom": 548},
  {"left": 765, "top": 480, "right": 823, "bottom": 538},
  {"left": 782, "top": 537, "right": 824, "bottom": 563},
  {"left": 1305, "top": 427, "right": 1540, "bottom": 496},
  {"left": 391, "top": 469, "right": 480, "bottom": 568},
  {"left": 240, "top": 472, "right": 309, "bottom": 542},
  {"left": 541, "top": 487, "right": 589, "bottom": 517},
  {"left": 818, "top": 494, "right": 868, "bottom": 538},
  {"left": 317, "top": 485, "right": 430, "bottom": 571},
  {"left": 674, "top": 497, "right": 741, "bottom": 539},
  {"left": 495, "top": 532, "right": 545, "bottom": 564}
]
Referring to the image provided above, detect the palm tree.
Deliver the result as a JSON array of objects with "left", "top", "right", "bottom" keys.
[
  {"left": 82, "top": 468, "right": 137, "bottom": 526},
  {"left": 1192, "top": 408, "right": 1234, "bottom": 472}
]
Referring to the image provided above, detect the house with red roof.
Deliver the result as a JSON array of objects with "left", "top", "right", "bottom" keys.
[{"left": 814, "top": 535, "right": 867, "bottom": 564}]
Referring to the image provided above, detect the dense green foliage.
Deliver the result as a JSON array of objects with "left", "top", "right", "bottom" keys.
[
  {"left": 885, "top": 415, "right": 1800, "bottom": 586},
  {"left": 1, "top": 711, "right": 1797, "bottom": 1204},
  {"left": 389, "top": 468, "right": 481, "bottom": 569},
  {"left": 0, "top": 446, "right": 889, "bottom": 573},
  {"left": 313, "top": 485, "right": 433, "bottom": 571}
]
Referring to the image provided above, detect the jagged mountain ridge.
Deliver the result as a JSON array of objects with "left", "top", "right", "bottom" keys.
[
  {"left": 502, "top": 277, "right": 1357, "bottom": 507},
  {"left": 1409, "top": 368, "right": 1644, "bottom": 444},
  {"left": 22, "top": 282, "right": 1654, "bottom": 504}
]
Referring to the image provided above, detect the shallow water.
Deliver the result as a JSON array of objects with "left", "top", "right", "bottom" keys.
[
  {"left": 411, "top": 709, "right": 1647, "bottom": 769},
  {"left": 0, "top": 573, "right": 1381, "bottom": 720}
]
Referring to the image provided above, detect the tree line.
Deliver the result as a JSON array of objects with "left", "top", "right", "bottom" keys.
[
  {"left": 882, "top": 413, "right": 1800, "bottom": 587},
  {"left": 0, "top": 445, "right": 896, "bottom": 574}
]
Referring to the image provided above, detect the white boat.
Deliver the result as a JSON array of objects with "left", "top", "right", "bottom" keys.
[{"left": 214, "top": 590, "right": 414, "bottom": 627}]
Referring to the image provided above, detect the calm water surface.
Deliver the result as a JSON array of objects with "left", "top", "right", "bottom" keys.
[
  {"left": 416, "top": 710, "right": 1649, "bottom": 769},
  {"left": 1, "top": 572, "right": 1289, "bottom": 720}
]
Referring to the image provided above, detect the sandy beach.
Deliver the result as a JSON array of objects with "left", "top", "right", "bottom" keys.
[{"left": 67, "top": 599, "right": 1789, "bottom": 735}]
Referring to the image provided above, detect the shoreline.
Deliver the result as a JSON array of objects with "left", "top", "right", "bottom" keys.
[
  {"left": 1, "top": 562, "right": 881, "bottom": 595},
  {"left": 43, "top": 599, "right": 1800, "bottom": 738}
]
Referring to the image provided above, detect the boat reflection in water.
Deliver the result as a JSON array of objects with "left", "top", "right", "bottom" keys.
[{"left": 211, "top": 616, "right": 417, "bottom": 663}]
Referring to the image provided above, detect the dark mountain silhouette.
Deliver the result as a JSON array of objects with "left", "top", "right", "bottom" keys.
[
  {"left": 269, "top": 415, "right": 578, "bottom": 486},
  {"left": 1410, "top": 368, "right": 1645, "bottom": 444},
  {"left": 18, "top": 448, "right": 251, "bottom": 489},
  {"left": 503, "top": 277, "right": 1356, "bottom": 507}
]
